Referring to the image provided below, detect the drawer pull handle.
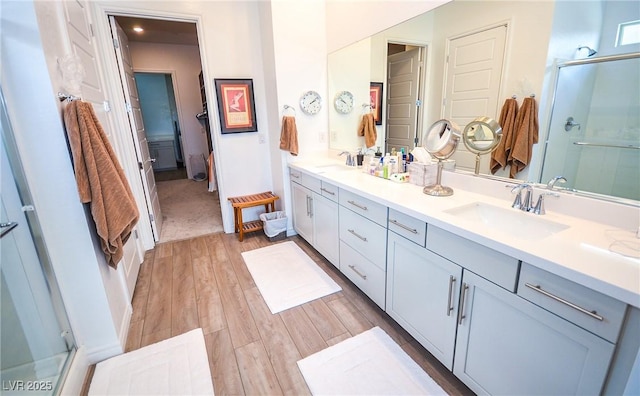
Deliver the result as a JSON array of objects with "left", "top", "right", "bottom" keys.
[
  {"left": 458, "top": 283, "right": 469, "bottom": 325},
  {"left": 348, "top": 229, "right": 367, "bottom": 242},
  {"left": 291, "top": 173, "right": 300, "bottom": 179},
  {"left": 447, "top": 275, "right": 456, "bottom": 316},
  {"left": 347, "top": 200, "right": 368, "bottom": 211},
  {"left": 525, "top": 283, "right": 604, "bottom": 321},
  {"left": 321, "top": 187, "right": 336, "bottom": 196},
  {"left": 348, "top": 265, "right": 367, "bottom": 280},
  {"left": 389, "top": 219, "right": 418, "bottom": 234}
]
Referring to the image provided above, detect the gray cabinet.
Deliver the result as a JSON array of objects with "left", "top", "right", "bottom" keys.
[
  {"left": 386, "top": 231, "right": 461, "bottom": 369},
  {"left": 290, "top": 170, "right": 339, "bottom": 268},
  {"left": 338, "top": 191, "right": 388, "bottom": 309},
  {"left": 454, "top": 270, "right": 615, "bottom": 395},
  {"left": 313, "top": 192, "right": 339, "bottom": 268},
  {"left": 291, "top": 181, "right": 313, "bottom": 242},
  {"left": 148, "top": 139, "right": 176, "bottom": 171}
]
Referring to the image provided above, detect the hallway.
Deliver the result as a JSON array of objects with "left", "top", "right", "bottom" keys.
[{"left": 118, "top": 232, "right": 471, "bottom": 395}]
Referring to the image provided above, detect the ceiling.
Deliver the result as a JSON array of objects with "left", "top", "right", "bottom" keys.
[{"left": 114, "top": 16, "right": 198, "bottom": 46}]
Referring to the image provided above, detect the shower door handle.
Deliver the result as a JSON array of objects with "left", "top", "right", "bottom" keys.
[{"left": 0, "top": 221, "right": 18, "bottom": 238}]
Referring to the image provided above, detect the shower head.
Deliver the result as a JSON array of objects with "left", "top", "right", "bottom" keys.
[{"left": 577, "top": 46, "right": 597, "bottom": 57}]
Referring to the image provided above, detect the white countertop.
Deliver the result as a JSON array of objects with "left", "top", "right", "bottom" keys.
[{"left": 289, "top": 157, "right": 640, "bottom": 308}]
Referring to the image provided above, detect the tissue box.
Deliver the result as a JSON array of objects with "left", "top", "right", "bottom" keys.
[{"left": 408, "top": 162, "right": 438, "bottom": 186}]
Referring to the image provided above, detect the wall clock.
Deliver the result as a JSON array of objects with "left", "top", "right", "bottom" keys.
[
  {"left": 300, "top": 90, "right": 322, "bottom": 115},
  {"left": 334, "top": 90, "right": 354, "bottom": 114}
]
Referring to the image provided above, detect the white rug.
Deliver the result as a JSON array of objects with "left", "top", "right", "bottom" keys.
[
  {"left": 241, "top": 241, "right": 341, "bottom": 314},
  {"left": 89, "top": 328, "right": 214, "bottom": 395},
  {"left": 297, "top": 327, "right": 448, "bottom": 395}
]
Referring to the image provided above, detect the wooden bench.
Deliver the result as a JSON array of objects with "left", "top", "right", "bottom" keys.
[{"left": 228, "top": 191, "right": 279, "bottom": 241}]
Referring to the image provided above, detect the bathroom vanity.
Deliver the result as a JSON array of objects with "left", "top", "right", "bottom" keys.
[{"left": 289, "top": 158, "right": 639, "bottom": 395}]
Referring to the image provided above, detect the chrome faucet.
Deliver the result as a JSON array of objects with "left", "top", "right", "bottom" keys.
[
  {"left": 511, "top": 183, "right": 534, "bottom": 212},
  {"left": 339, "top": 151, "right": 355, "bottom": 166},
  {"left": 532, "top": 192, "right": 560, "bottom": 215},
  {"left": 547, "top": 175, "right": 567, "bottom": 190}
]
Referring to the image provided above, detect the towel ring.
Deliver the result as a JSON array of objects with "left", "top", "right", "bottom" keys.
[
  {"left": 362, "top": 104, "right": 373, "bottom": 114},
  {"left": 57, "top": 92, "right": 81, "bottom": 102},
  {"left": 283, "top": 104, "right": 296, "bottom": 116}
]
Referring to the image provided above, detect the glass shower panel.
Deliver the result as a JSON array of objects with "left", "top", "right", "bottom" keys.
[
  {"left": 541, "top": 55, "right": 640, "bottom": 201},
  {"left": 1, "top": 93, "right": 75, "bottom": 395}
]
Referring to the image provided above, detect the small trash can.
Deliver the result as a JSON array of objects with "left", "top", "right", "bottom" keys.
[{"left": 259, "top": 211, "right": 287, "bottom": 241}]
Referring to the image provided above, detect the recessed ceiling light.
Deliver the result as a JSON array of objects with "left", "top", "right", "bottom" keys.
[{"left": 133, "top": 26, "right": 144, "bottom": 33}]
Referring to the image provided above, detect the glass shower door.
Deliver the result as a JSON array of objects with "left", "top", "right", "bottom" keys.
[
  {"left": 1, "top": 93, "right": 75, "bottom": 395},
  {"left": 540, "top": 54, "right": 640, "bottom": 201}
]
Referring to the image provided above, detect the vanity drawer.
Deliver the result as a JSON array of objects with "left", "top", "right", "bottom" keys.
[
  {"left": 290, "top": 169, "right": 321, "bottom": 194},
  {"left": 339, "top": 205, "right": 387, "bottom": 271},
  {"left": 388, "top": 209, "right": 427, "bottom": 247},
  {"left": 340, "top": 241, "right": 386, "bottom": 309},
  {"left": 517, "top": 263, "right": 627, "bottom": 343},
  {"left": 426, "top": 225, "right": 519, "bottom": 292},
  {"left": 320, "top": 181, "right": 339, "bottom": 202},
  {"left": 339, "top": 189, "right": 388, "bottom": 226}
]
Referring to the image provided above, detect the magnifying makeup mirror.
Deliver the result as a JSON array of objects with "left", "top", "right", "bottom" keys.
[
  {"left": 462, "top": 116, "right": 502, "bottom": 175},
  {"left": 422, "top": 119, "right": 460, "bottom": 196}
]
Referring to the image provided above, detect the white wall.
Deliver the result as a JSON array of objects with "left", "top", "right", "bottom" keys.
[{"left": 129, "top": 42, "right": 207, "bottom": 179}]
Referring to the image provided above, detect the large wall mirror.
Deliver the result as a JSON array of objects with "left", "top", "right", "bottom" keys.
[{"left": 328, "top": 0, "right": 639, "bottom": 204}]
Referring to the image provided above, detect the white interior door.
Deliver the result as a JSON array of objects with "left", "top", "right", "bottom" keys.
[
  {"left": 109, "top": 16, "right": 163, "bottom": 249},
  {"left": 443, "top": 25, "right": 507, "bottom": 173},
  {"left": 64, "top": 1, "right": 143, "bottom": 299},
  {"left": 385, "top": 47, "right": 422, "bottom": 154}
]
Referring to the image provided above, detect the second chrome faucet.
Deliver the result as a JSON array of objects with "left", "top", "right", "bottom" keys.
[{"left": 511, "top": 177, "right": 564, "bottom": 215}]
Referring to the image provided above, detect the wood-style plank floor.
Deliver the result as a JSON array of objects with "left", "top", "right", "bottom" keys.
[{"left": 124, "top": 232, "right": 473, "bottom": 395}]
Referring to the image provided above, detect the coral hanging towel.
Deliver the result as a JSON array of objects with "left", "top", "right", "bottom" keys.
[
  {"left": 357, "top": 113, "right": 377, "bottom": 148},
  {"left": 279, "top": 115, "right": 299, "bottom": 156},
  {"left": 64, "top": 100, "right": 139, "bottom": 269},
  {"left": 508, "top": 96, "right": 539, "bottom": 178},
  {"left": 490, "top": 97, "right": 518, "bottom": 174}
]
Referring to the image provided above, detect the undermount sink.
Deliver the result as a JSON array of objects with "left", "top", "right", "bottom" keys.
[
  {"left": 445, "top": 202, "right": 570, "bottom": 240},
  {"left": 312, "top": 164, "right": 355, "bottom": 173}
]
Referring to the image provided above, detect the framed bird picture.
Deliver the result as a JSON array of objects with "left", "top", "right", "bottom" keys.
[{"left": 214, "top": 78, "right": 258, "bottom": 134}]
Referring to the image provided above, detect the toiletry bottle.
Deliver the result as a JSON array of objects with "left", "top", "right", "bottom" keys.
[{"left": 389, "top": 155, "right": 398, "bottom": 175}]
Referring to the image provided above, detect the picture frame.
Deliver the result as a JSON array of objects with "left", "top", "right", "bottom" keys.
[
  {"left": 370, "top": 82, "right": 383, "bottom": 125},
  {"left": 214, "top": 78, "right": 258, "bottom": 134}
]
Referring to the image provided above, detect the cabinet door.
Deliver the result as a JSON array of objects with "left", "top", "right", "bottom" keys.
[
  {"left": 291, "top": 182, "right": 313, "bottom": 242},
  {"left": 386, "top": 232, "right": 462, "bottom": 370},
  {"left": 313, "top": 193, "right": 339, "bottom": 268},
  {"left": 454, "top": 271, "right": 615, "bottom": 395}
]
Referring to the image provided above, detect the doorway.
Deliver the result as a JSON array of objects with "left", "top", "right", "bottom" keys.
[
  {"left": 110, "top": 15, "right": 223, "bottom": 243},
  {"left": 384, "top": 43, "right": 426, "bottom": 155},
  {"left": 135, "top": 72, "right": 187, "bottom": 181}
]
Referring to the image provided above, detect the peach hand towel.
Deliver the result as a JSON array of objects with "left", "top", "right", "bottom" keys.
[
  {"left": 357, "top": 113, "right": 377, "bottom": 148},
  {"left": 279, "top": 116, "right": 299, "bottom": 156},
  {"left": 508, "top": 96, "right": 539, "bottom": 178},
  {"left": 490, "top": 98, "right": 518, "bottom": 174},
  {"left": 64, "top": 100, "right": 139, "bottom": 269}
]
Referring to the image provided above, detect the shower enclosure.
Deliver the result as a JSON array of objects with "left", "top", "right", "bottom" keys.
[
  {"left": 1, "top": 92, "right": 76, "bottom": 395},
  {"left": 540, "top": 53, "right": 640, "bottom": 201}
]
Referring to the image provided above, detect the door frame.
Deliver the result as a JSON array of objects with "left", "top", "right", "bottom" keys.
[
  {"left": 89, "top": 4, "right": 227, "bottom": 249},
  {"left": 382, "top": 38, "right": 429, "bottom": 150}
]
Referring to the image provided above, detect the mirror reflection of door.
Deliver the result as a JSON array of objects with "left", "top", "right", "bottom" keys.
[
  {"left": 385, "top": 45, "right": 423, "bottom": 155},
  {"left": 444, "top": 24, "right": 507, "bottom": 174},
  {"left": 135, "top": 72, "right": 186, "bottom": 177}
]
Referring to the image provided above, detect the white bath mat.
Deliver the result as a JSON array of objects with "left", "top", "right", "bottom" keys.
[
  {"left": 297, "top": 326, "right": 447, "bottom": 395},
  {"left": 89, "top": 328, "right": 214, "bottom": 395},
  {"left": 241, "top": 241, "right": 341, "bottom": 314}
]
